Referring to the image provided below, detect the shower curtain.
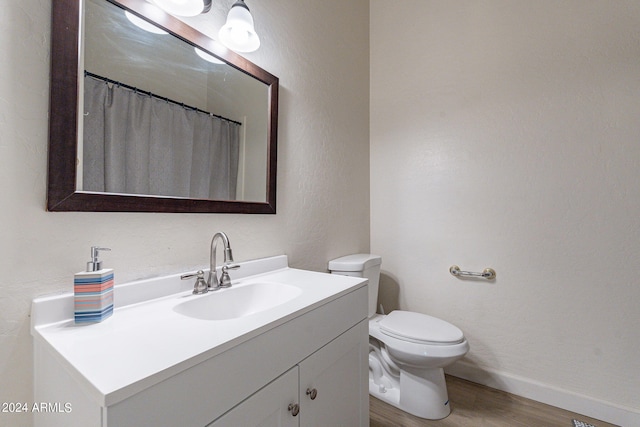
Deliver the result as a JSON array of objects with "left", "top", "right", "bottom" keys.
[{"left": 82, "top": 76, "right": 240, "bottom": 200}]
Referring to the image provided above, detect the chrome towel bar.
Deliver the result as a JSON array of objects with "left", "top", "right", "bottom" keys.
[{"left": 449, "top": 265, "right": 496, "bottom": 280}]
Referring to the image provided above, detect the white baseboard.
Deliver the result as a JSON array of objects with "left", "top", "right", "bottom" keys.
[{"left": 446, "top": 361, "right": 639, "bottom": 427}]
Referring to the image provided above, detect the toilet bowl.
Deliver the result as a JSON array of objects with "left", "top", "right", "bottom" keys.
[{"left": 329, "top": 254, "right": 469, "bottom": 420}]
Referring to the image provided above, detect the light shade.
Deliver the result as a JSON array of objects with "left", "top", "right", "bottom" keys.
[
  {"left": 218, "top": 0, "right": 260, "bottom": 53},
  {"left": 194, "top": 47, "right": 224, "bottom": 64},
  {"left": 125, "top": 11, "right": 168, "bottom": 34},
  {"left": 151, "top": 0, "right": 212, "bottom": 17}
]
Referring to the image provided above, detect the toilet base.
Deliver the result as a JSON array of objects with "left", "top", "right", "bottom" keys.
[{"left": 369, "top": 366, "right": 451, "bottom": 420}]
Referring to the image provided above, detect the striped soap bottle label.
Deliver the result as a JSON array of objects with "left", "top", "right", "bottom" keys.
[{"left": 74, "top": 270, "right": 114, "bottom": 323}]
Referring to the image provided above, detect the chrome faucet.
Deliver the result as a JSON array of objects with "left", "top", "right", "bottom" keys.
[{"left": 207, "top": 232, "right": 240, "bottom": 291}]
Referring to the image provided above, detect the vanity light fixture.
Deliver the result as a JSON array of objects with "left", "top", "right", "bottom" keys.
[
  {"left": 150, "top": 0, "right": 212, "bottom": 17},
  {"left": 218, "top": 0, "right": 261, "bottom": 53}
]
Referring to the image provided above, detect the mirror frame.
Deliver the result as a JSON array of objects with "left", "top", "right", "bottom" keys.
[{"left": 48, "top": 0, "right": 278, "bottom": 213}]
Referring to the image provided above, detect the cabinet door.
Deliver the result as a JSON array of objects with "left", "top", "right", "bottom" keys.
[
  {"left": 299, "top": 320, "right": 368, "bottom": 427},
  {"left": 208, "top": 367, "right": 299, "bottom": 427}
]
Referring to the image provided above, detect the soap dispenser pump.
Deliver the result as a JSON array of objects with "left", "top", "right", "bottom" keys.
[
  {"left": 86, "top": 246, "right": 110, "bottom": 271},
  {"left": 74, "top": 246, "right": 114, "bottom": 324}
]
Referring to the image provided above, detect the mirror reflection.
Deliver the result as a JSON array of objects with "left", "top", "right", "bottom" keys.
[{"left": 81, "top": 0, "right": 269, "bottom": 202}]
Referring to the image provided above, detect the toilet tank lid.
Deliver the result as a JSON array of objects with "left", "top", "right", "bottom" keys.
[{"left": 328, "top": 254, "right": 381, "bottom": 271}]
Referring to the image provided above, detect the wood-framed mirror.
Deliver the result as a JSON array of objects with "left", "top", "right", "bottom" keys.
[{"left": 48, "top": 0, "right": 278, "bottom": 213}]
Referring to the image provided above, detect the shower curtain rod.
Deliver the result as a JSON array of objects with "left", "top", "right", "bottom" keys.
[{"left": 84, "top": 71, "right": 243, "bottom": 126}]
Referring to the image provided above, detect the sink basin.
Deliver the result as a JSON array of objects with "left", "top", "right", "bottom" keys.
[{"left": 173, "top": 282, "right": 303, "bottom": 321}]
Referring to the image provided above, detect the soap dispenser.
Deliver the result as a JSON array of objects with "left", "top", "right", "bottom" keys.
[{"left": 74, "top": 246, "right": 114, "bottom": 324}]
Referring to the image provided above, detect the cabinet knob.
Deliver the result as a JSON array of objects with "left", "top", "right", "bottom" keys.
[
  {"left": 288, "top": 403, "right": 300, "bottom": 416},
  {"left": 306, "top": 388, "right": 318, "bottom": 400}
]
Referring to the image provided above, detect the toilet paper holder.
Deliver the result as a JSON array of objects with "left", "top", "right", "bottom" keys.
[{"left": 449, "top": 265, "right": 496, "bottom": 280}]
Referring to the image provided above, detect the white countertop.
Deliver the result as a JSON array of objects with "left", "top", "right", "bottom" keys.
[{"left": 31, "top": 256, "right": 367, "bottom": 406}]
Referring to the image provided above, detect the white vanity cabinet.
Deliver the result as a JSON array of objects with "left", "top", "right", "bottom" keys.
[
  {"left": 208, "top": 367, "right": 299, "bottom": 427},
  {"left": 210, "top": 321, "right": 368, "bottom": 427},
  {"left": 298, "top": 321, "right": 368, "bottom": 427},
  {"left": 32, "top": 257, "right": 369, "bottom": 427}
]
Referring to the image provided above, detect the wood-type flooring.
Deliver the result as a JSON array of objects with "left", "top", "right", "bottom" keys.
[{"left": 370, "top": 376, "right": 619, "bottom": 427}]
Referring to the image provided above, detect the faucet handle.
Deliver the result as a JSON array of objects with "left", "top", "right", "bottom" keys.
[
  {"left": 219, "top": 264, "right": 241, "bottom": 288},
  {"left": 222, "top": 263, "right": 241, "bottom": 272},
  {"left": 181, "top": 270, "right": 208, "bottom": 295}
]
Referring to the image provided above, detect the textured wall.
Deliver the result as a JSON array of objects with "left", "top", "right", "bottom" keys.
[
  {"left": 370, "top": 0, "right": 640, "bottom": 422},
  {"left": 0, "top": 1, "right": 369, "bottom": 425}
]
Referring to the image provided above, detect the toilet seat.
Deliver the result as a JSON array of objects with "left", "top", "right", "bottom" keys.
[
  {"left": 379, "top": 311, "right": 464, "bottom": 345},
  {"left": 370, "top": 313, "right": 470, "bottom": 370}
]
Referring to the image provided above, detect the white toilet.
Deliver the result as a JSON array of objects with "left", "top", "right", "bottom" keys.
[{"left": 328, "top": 254, "right": 469, "bottom": 420}]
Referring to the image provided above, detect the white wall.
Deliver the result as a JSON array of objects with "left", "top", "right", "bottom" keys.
[
  {"left": 0, "top": 0, "right": 369, "bottom": 426},
  {"left": 370, "top": 1, "right": 640, "bottom": 424}
]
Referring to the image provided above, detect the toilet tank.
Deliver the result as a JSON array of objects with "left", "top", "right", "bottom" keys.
[{"left": 328, "top": 254, "right": 382, "bottom": 317}]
